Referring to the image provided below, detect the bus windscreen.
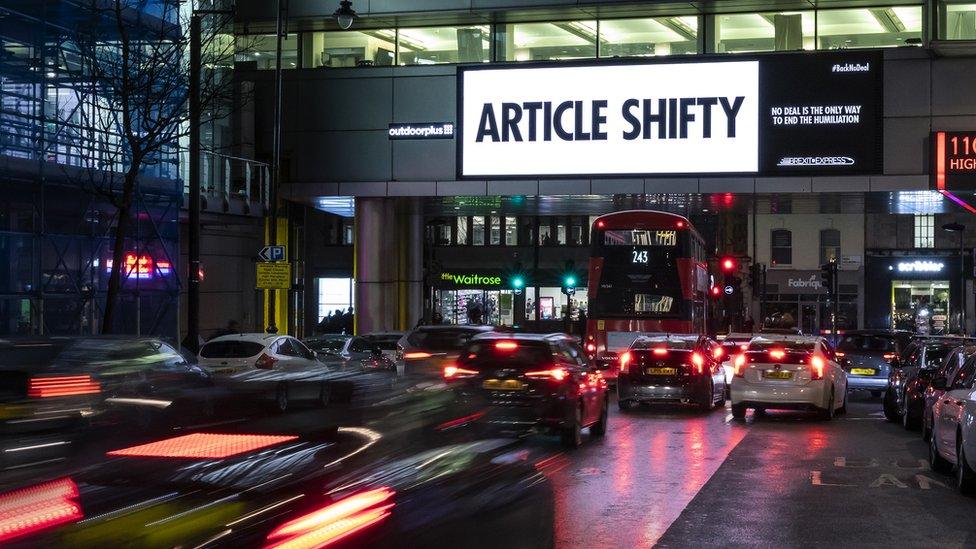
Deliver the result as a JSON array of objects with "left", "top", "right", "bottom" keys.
[{"left": 589, "top": 247, "right": 683, "bottom": 318}]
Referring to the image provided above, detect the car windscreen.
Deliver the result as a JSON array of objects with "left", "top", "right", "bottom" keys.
[
  {"left": 923, "top": 347, "right": 952, "bottom": 368},
  {"left": 0, "top": 338, "right": 171, "bottom": 369},
  {"left": 365, "top": 336, "right": 399, "bottom": 350},
  {"left": 407, "top": 329, "right": 483, "bottom": 351},
  {"left": 305, "top": 337, "right": 348, "bottom": 353},
  {"left": 837, "top": 335, "right": 895, "bottom": 353},
  {"left": 459, "top": 341, "right": 553, "bottom": 368},
  {"left": 200, "top": 340, "right": 265, "bottom": 358}
]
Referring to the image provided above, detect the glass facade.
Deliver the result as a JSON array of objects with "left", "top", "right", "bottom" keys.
[
  {"left": 943, "top": 2, "right": 976, "bottom": 39},
  {"left": 600, "top": 17, "right": 698, "bottom": 57},
  {"left": 398, "top": 26, "right": 490, "bottom": 64},
  {"left": 715, "top": 12, "right": 815, "bottom": 52}
]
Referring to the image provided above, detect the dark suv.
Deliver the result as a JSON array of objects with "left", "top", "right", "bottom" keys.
[
  {"left": 444, "top": 333, "right": 609, "bottom": 448},
  {"left": 835, "top": 330, "right": 913, "bottom": 396},
  {"left": 616, "top": 334, "right": 727, "bottom": 412}
]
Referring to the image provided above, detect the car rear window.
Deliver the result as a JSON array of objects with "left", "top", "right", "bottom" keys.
[
  {"left": 460, "top": 341, "right": 553, "bottom": 368},
  {"left": 365, "top": 336, "right": 399, "bottom": 350},
  {"left": 633, "top": 338, "right": 697, "bottom": 350},
  {"left": 838, "top": 335, "right": 895, "bottom": 352},
  {"left": 305, "top": 337, "right": 347, "bottom": 353},
  {"left": 924, "top": 347, "right": 951, "bottom": 368},
  {"left": 200, "top": 341, "right": 264, "bottom": 358},
  {"left": 749, "top": 341, "right": 815, "bottom": 353},
  {"left": 407, "top": 329, "right": 483, "bottom": 351}
]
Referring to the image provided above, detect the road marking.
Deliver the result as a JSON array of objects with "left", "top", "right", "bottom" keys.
[
  {"left": 811, "top": 470, "right": 854, "bottom": 487},
  {"left": 870, "top": 474, "right": 908, "bottom": 488}
]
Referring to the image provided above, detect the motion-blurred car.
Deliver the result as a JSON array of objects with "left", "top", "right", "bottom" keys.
[
  {"left": 1, "top": 430, "right": 555, "bottom": 548},
  {"left": 730, "top": 336, "right": 847, "bottom": 420},
  {"left": 363, "top": 331, "right": 405, "bottom": 360},
  {"left": 926, "top": 346, "right": 976, "bottom": 493},
  {"left": 883, "top": 339, "right": 955, "bottom": 428},
  {"left": 198, "top": 333, "right": 332, "bottom": 412},
  {"left": 0, "top": 336, "right": 211, "bottom": 435},
  {"left": 445, "top": 332, "right": 609, "bottom": 448},
  {"left": 304, "top": 334, "right": 393, "bottom": 370},
  {"left": 835, "top": 330, "right": 912, "bottom": 397},
  {"left": 396, "top": 325, "right": 496, "bottom": 377},
  {"left": 617, "top": 334, "right": 727, "bottom": 412}
]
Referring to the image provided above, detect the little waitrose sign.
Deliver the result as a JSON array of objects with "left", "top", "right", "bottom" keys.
[{"left": 440, "top": 272, "right": 502, "bottom": 286}]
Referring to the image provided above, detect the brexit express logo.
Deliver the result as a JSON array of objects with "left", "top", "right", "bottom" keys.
[{"left": 473, "top": 97, "right": 747, "bottom": 143}]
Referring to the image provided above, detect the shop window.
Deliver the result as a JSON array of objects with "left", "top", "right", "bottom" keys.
[
  {"left": 497, "top": 21, "right": 597, "bottom": 61},
  {"left": 342, "top": 219, "right": 354, "bottom": 245},
  {"left": 556, "top": 219, "right": 567, "bottom": 245},
  {"left": 397, "top": 26, "right": 490, "bottom": 65},
  {"left": 943, "top": 2, "right": 976, "bottom": 40},
  {"left": 599, "top": 16, "right": 699, "bottom": 57},
  {"left": 817, "top": 7, "right": 922, "bottom": 49},
  {"left": 317, "top": 278, "right": 354, "bottom": 324},
  {"left": 820, "top": 229, "right": 841, "bottom": 265},
  {"left": 472, "top": 216, "right": 485, "bottom": 246},
  {"left": 505, "top": 216, "right": 518, "bottom": 245},
  {"left": 539, "top": 219, "right": 554, "bottom": 246},
  {"left": 914, "top": 214, "right": 935, "bottom": 248},
  {"left": 489, "top": 216, "right": 501, "bottom": 245},
  {"left": 304, "top": 30, "right": 396, "bottom": 68},
  {"left": 571, "top": 218, "right": 585, "bottom": 246},
  {"left": 435, "top": 223, "right": 452, "bottom": 246},
  {"left": 714, "top": 11, "right": 814, "bottom": 53},
  {"left": 236, "top": 34, "right": 299, "bottom": 69},
  {"left": 456, "top": 216, "right": 469, "bottom": 245},
  {"left": 771, "top": 229, "right": 792, "bottom": 266}
]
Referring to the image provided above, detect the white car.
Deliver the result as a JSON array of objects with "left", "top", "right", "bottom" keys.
[
  {"left": 926, "top": 349, "right": 976, "bottom": 493},
  {"left": 730, "top": 336, "right": 847, "bottom": 420},
  {"left": 198, "top": 333, "right": 332, "bottom": 412}
]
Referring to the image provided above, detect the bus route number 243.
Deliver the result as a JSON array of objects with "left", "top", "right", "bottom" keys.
[{"left": 632, "top": 250, "right": 649, "bottom": 264}]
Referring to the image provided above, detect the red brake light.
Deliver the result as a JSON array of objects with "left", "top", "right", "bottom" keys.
[
  {"left": 768, "top": 349, "right": 786, "bottom": 361},
  {"left": 27, "top": 376, "right": 100, "bottom": 398},
  {"left": 107, "top": 433, "right": 299, "bottom": 459},
  {"left": 691, "top": 352, "right": 704, "bottom": 374},
  {"left": 585, "top": 342, "right": 596, "bottom": 353},
  {"left": 739, "top": 344, "right": 749, "bottom": 351},
  {"left": 255, "top": 353, "right": 278, "bottom": 370},
  {"left": 0, "top": 477, "right": 83, "bottom": 543},
  {"left": 883, "top": 352, "right": 897, "bottom": 362},
  {"left": 264, "top": 487, "right": 395, "bottom": 549},
  {"left": 652, "top": 347, "right": 668, "bottom": 356},
  {"left": 494, "top": 341, "right": 519, "bottom": 351},
  {"left": 733, "top": 354, "right": 747, "bottom": 377},
  {"left": 525, "top": 368, "right": 567, "bottom": 382},
  {"left": 404, "top": 352, "right": 432, "bottom": 360},
  {"left": 835, "top": 351, "right": 846, "bottom": 358},
  {"left": 443, "top": 365, "right": 477, "bottom": 379},
  {"left": 712, "top": 347, "right": 724, "bottom": 360},
  {"left": 676, "top": 220, "right": 685, "bottom": 228},
  {"left": 810, "top": 356, "right": 825, "bottom": 380},
  {"left": 619, "top": 351, "right": 632, "bottom": 374},
  {"left": 596, "top": 220, "right": 605, "bottom": 228}
]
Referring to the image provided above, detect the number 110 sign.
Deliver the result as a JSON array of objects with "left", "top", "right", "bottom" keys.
[{"left": 933, "top": 131, "right": 976, "bottom": 191}]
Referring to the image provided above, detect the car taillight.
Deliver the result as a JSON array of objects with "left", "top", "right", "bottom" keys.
[
  {"left": 835, "top": 351, "right": 846, "bottom": 358},
  {"left": 712, "top": 347, "right": 724, "bottom": 360},
  {"left": 619, "top": 351, "right": 632, "bottom": 374},
  {"left": 525, "top": 368, "right": 568, "bottom": 382},
  {"left": 883, "top": 353, "right": 897, "bottom": 362},
  {"left": 0, "top": 477, "right": 83, "bottom": 543},
  {"left": 691, "top": 352, "right": 704, "bottom": 374},
  {"left": 494, "top": 341, "right": 518, "bottom": 351},
  {"left": 255, "top": 353, "right": 278, "bottom": 370},
  {"left": 443, "top": 364, "right": 477, "bottom": 379},
  {"left": 652, "top": 347, "right": 668, "bottom": 356},
  {"left": 769, "top": 349, "right": 786, "bottom": 361},
  {"left": 585, "top": 342, "right": 596, "bottom": 353},
  {"left": 404, "top": 352, "right": 432, "bottom": 360},
  {"left": 733, "top": 354, "right": 747, "bottom": 377},
  {"left": 264, "top": 487, "right": 394, "bottom": 549},
  {"left": 27, "top": 375, "right": 100, "bottom": 398},
  {"left": 810, "top": 356, "right": 825, "bottom": 380}
]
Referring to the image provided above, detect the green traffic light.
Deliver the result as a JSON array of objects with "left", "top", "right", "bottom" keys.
[
  {"left": 512, "top": 276, "right": 525, "bottom": 289},
  {"left": 564, "top": 275, "right": 577, "bottom": 287}
]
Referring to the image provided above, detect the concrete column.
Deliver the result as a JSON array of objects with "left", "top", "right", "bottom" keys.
[
  {"left": 354, "top": 198, "right": 397, "bottom": 333},
  {"left": 397, "top": 198, "right": 424, "bottom": 330}
]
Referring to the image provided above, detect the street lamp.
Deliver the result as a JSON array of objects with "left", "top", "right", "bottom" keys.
[
  {"left": 943, "top": 222, "right": 966, "bottom": 335},
  {"left": 333, "top": 1, "right": 358, "bottom": 30}
]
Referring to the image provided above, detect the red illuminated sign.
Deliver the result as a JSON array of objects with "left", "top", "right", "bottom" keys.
[
  {"left": 933, "top": 131, "right": 976, "bottom": 191},
  {"left": 107, "top": 433, "right": 298, "bottom": 459}
]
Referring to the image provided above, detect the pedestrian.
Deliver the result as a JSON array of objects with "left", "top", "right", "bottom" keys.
[{"left": 342, "top": 307, "right": 354, "bottom": 334}]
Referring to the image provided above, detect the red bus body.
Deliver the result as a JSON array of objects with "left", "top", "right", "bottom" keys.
[{"left": 585, "top": 211, "right": 710, "bottom": 380}]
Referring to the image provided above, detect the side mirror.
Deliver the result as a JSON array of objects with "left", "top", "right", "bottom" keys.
[{"left": 932, "top": 377, "right": 948, "bottom": 390}]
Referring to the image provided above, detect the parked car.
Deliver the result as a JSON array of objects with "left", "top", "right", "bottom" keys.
[
  {"left": 730, "top": 336, "right": 847, "bottom": 420},
  {"left": 444, "top": 332, "right": 609, "bottom": 448},
  {"left": 834, "top": 330, "right": 912, "bottom": 397},
  {"left": 198, "top": 333, "right": 332, "bottom": 412},
  {"left": 883, "top": 339, "right": 955, "bottom": 428},
  {"left": 396, "top": 325, "right": 496, "bottom": 377},
  {"left": 926, "top": 346, "right": 976, "bottom": 493},
  {"left": 304, "top": 334, "right": 392, "bottom": 370},
  {"left": 922, "top": 345, "right": 976, "bottom": 443},
  {"left": 617, "top": 334, "right": 727, "bottom": 412}
]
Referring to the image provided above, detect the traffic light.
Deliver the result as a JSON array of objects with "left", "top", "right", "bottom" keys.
[
  {"left": 820, "top": 262, "right": 837, "bottom": 296},
  {"left": 710, "top": 285, "right": 722, "bottom": 298},
  {"left": 561, "top": 260, "right": 577, "bottom": 295},
  {"left": 720, "top": 257, "right": 737, "bottom": 273},
  {"left": 510, "top": 275, "right": 525, "bottom": 290},
  {"left": 509, "top": 261, "right": 525, "bottom": 293}
]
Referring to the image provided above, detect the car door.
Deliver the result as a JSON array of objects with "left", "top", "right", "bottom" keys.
[
  {"left": 936, "top": 351, "right": 969, "bottom": 454},
  {"left": 821, "top": 341, "right": 846, "bottom": 397},
  {"left": 556, "top": 342, "right": 594, "bottom": 423},
  {"left": 938, "top": 355, "right": 976, "bottom": 458},
  {"left": 706, "top": 339, "right": 726, "bottom": 398}
]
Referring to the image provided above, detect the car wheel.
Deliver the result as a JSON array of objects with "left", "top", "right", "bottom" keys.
[
  {"left": 820, "top": 390, "right": 835, "bottom": 421},
  {"left": 274, "top": 383, "right": 290, "bottom": 414},
  {"left": 590, "top": 397, "right": 609, "bottom": 437},
  {"left": 317, "top": 383, "right": 332, "bottom": 408},
  {"left": 902, "top": 403, "right": 919, "bottom": 431},
  {"left": 731, "top": 403, "right": 747, "bottom": 420},
  {"left": 618, "top": 398, "right": 634, "bottom": 412},
  {"left": 956, "top": 440, "right": 976, "bottom": 495},
  {"left": 930, "top": 430, "right": 952, "bottom": 473},
  {"left": 922, "top": 412, "right": 931, "bottom": 442},
  {"left": 561, "top": 404, "right": 583, "bottom": 449},
  {"left": 882, "top": 390, "right": 900, "bottom": 422},
  {"left": 698, "top": 381, "right": 714, "bottom": 412}
]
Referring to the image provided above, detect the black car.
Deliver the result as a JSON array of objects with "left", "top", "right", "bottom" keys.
[
  {"left": 616, "top": 334, "right": 727, "bottom": 412},
  {"left": 445, "top": 332, "right": 609, "bottom": 448},
  {"left": 883, "top": 338, "right": 959, "bottom": 427},
  {"left": 834, "top": 330, "right": 913, "bottom": 397}
]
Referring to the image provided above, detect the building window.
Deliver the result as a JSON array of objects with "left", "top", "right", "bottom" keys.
[
  {"left": 456, "top": 216, "right": 469, "bottom": 245},
  {"left": 771, "top": 229, "right": 792, "bottom": 266},
  {"left": 342, "top": 219, "right": 354, "bottom": 245},
  {"left": 817, "top": 7, "right": 922, "bottom": 49},
  {"left": 472, "top": 216, "right": 485, "bottom": 246},
  {"left": 317, "top": 278, "right": 354, "bottom": 323},
  {"left": 714, "top": 11, "right": 814, "bottom": 53},
  {"left": 397, "top": 26, "right": 490, "bottom": 65},
  {"left": 820, "top": 229, "right": 841, "bottom": 265},
  {"left": 237, "top": 34, "right": 299, "bottom": 69},
  {"left": 943, "top": 2, "right": 976, "bottom": 40},
  {"left": 914, "top": 214, "right": 935, "bottom": 248},
  {"left": 504, "top": 216, "right": 518, "bottom": 245},
  {"left": 497, "top": 21, "right": 597, "bottom": 61},
  {"left": 599, "top": 17, "right": 699, "bottom": 57},
  {"left": 303, "top": 30, "right": 396, "bottom": 68},
  {"left": 489, "top": 216, "right": 501, "bottom": 245}
]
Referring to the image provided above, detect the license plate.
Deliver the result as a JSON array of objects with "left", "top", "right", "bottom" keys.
[
  {"left": 483, "top": 379, "right": 525, "bottom": 391},
  {"left": 764, "top": 370, "right": 793, "bottom": 380},
  {"left": 646, "top": 367, "right": 677, "bottom": 375},
  {"left": 850, "top": 368, "right": 877, "bottom": 376},
  {"left": 0, "top": 404, "right": 28, "bottom": 420}
]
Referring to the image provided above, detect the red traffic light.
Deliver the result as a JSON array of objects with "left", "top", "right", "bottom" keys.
[
  {"left": 710, "top": 286, "right": 721, "bottom": 297},
  {"left": 721, "top": 257, "right": 736, "bottom": 272}
]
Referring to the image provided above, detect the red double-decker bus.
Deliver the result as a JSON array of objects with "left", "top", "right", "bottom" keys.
[{"left": 585, "top": 210, "right": 711, "bottom": 380}]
